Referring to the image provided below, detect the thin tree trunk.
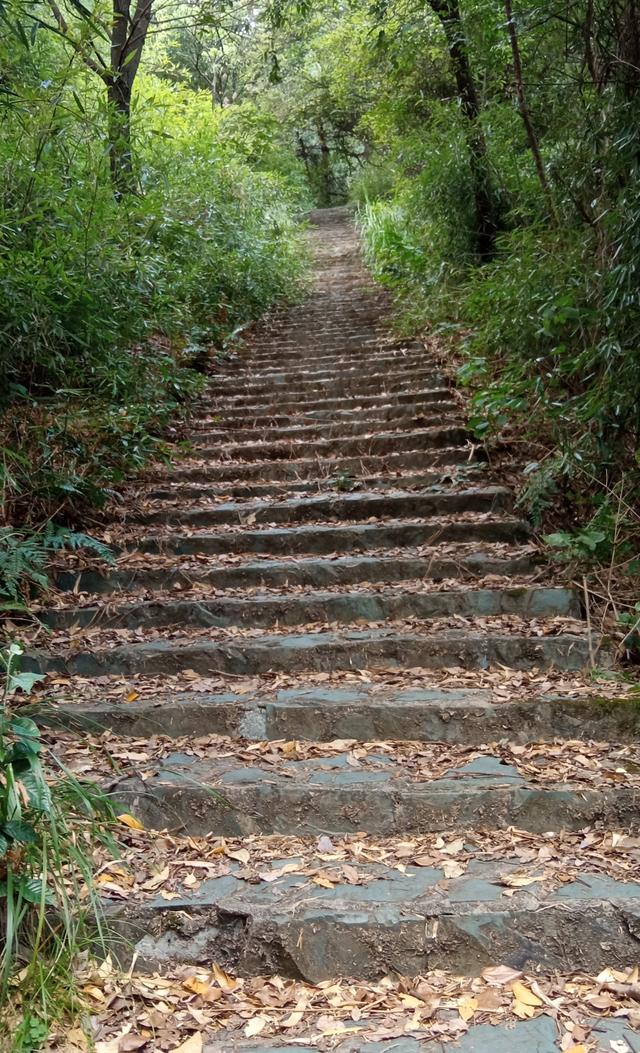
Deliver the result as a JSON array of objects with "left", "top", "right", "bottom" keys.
[
  {"left": 503, "top": 0, "right": 559, "bottom": 223},
  {"left": 107, "top": 78, "right": 135, "bottom": 194},
  {"left": 108, "top": 0, "right": 152, "bottom": 194},
  {"left": 428, "top": 0, "right": 499, "bottom": 259}
]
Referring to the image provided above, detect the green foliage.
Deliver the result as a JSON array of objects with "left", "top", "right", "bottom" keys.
[
  {"left": 0, "top": 527, "right": 113, "bottom": 609},
  {"left": 0, "top": 31, "right": 306, "bottom": 564},
  {"left": 0, "top": 645, "right": 116, "bottom": 1046},
  {"left": 351, "top": 0, "right": 640, "bottom": 551}
]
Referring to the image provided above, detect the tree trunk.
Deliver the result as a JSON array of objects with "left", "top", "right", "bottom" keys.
[
  {"left": 428, "top": 0, "right": 499, "bottom": 259},
  {"left": 108, "top": 0, "right": 153, "bottom": 195},
  {"left": 107, "top": 77, "right": 135, "bottom": 195},
  {"left": 317, "top": 121, "right": 333, "bottom": 206},
  {"left": 503, "top": 0, "right": 559, "bottom": 223}
]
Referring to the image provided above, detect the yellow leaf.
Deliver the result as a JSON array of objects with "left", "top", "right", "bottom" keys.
[
  {"left": 244, "top": 1016, "right": 268, "bottom": 1038},
  {"left": 125, "top": 691, "right": 140, "bottom": 703},
  {"left": 182, "top": 977, "right": 216, "bottom": 998},
  {"left": 116, "top": 813, "right": 144, "bottom": 831},
  {"left": 565, "top": 1046, "right": 587, "bottom": 1053},
  {"left": 511, "top": 981, "right": 543, "bottom": 1007},
  {"left": 212, "top": 963, "right": 237, "bottom": 991},
  {"left": 458, "top": 996, "right": 477, "bottom": 1022},
  {"left": 399, "top": 994, "right": 424, "bottom": 1009},
  {"left": 82, "top": 984, "right": 106, "bottom": 1003},
  {"left": 513, "top": 1000, "right": 536, "bottom": 1019},
  {"left": 171, "top": 1035, "right": 203, "bottom": 1053},
  {"left": 312, "top": 875, "right": 335, "bottom": 888}
]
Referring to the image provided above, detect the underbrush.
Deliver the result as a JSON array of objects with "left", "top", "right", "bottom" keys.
[
  {"left": 357, "top": 142, "right": 640, "bottom": 639},
  {"left": 0, "top": 646, "right": 117, "bottom": 1052},
  {"left": 357, "top": 181, "right": 640, "bottom": 560},
  {"left": 0, "top": 78, "right": 308, "bottom": 605}
]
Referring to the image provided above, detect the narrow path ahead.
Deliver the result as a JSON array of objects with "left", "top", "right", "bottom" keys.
[{"left": 33, "top": 210, "right": 640, "bottom": 1052}]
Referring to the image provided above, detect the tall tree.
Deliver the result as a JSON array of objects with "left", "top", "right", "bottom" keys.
[
  {"left": 427, "top": 0, "right": 499, "bottom": 258},
  {"left": 46, "top": 0, "right": 153, "bottom": 193}
]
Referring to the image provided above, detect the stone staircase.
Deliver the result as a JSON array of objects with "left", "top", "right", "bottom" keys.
[{"left": 28, "top": 208, "right": 640, "bottom": 1051}]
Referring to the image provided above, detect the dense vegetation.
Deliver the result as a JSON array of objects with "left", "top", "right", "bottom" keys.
[
  {"left": 262, "top": 0, "right": 640, "bottom": 564},
  {"left": 0, "top": 4, "right": 308, "bottom": 606}
]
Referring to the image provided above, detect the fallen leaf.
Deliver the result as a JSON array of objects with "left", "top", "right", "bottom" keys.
[
  {"left": 212, "top": 963, "right": 237, "bottom": 991},
  {"left": 117, "top": 813, "right": 144, "bottom": 831},
  {"left": 458, "top": 995, "right": 477, "bottom": 1021},
  {"left": 482, "top": 965, "right": 523, "bottom": 985},
  {"left": 244, "top": 1016, "right": 268, "bottom": 1037},
  {"left": 512, "top": 980, "right": 543, "bottom": 1018},
  {"left": 226, "top": 848, "right": 250, "bottom": 865}
]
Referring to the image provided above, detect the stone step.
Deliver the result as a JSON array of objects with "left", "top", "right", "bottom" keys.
[
  {"left": 33, "top": 685, "right": 640, "bottom": 743},
  {"left": 192, "top": 401, "right": 458, "bottom": 433},
  {"left": 132, "top": 487, "right": 512, "bottom": 528},
  {"left": 191, "top": 412, "right": 463, "bottom": 444},
  {"left": 244, "top": 341, "right": 421, "bottom": 366},
  {"left": 40, "top": 585, "right": 577, "bottom": 631},
  {"left": 106, "top": 850, "right": 640, "bottom": 980},
  {"left": 212, "top": 368, "right": 445, "bottom": 398},
  {"left": 214, "top": 387, "right": 458, "bottom": 419},
  {"left": 219, "top": 377, "right": 447, "bottom": 406},
  {"left": 52, "top": 549, "right": 535, "bottom": 596},
  {"left": 191, "top": 427, "right": 470, "bottom": 464},
  {"left": 26, "top": 626, "right": 595, "bottom": 677},
  {"left": 195, "top": 1018, "right": 640, "bottom": 1053},
  {"left": 131, "top": 516, "right": 530, "bottom": 556},
  {"left": 142, "top": 467, "right": 483, "bottom": 500},
  {"left": 213, "top": 355, "right": 439, "bottom": 379},
  {"left": 220, "top": 349, "right": 428, "bottom": 382},
  {"left": 154, "top": 449, "right": 476, "bottom": 483},
  {"left": 107, "top": 746, "right": 624, "bottom": 837}
]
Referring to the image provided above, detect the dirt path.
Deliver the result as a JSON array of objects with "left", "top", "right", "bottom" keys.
[{"left": 31, "top": 209, "right": 640, "bottom": 1053}]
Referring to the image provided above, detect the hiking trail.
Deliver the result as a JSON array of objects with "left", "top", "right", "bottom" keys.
[{"left": 29, "top": 208, "right": 640, "bottom": 1053}]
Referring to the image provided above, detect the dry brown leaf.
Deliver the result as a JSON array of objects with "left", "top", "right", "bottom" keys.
[{"left": 482, "top": 965, "right": 523, "bottom": 985}]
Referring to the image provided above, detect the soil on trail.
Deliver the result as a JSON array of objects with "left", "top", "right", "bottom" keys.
[{"left": 30, "top": 209, "right": 640, "bottom": 1053}]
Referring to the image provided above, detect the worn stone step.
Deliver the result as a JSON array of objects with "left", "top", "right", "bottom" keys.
[
  {"left": 214, "top": 387, "right": 458, "bottom": 419},
  {"left": 108, "top": 748, "right": 625, "bottom": 837},
  {"left": 33, "top": 685, "right": 640, "bottom": 744},
  {"left": 213, "top": 368, "right": 445, "bottom": 398},
  {"left": 52, "top": 549, "right": 535, "bottom": 596},
  {"left": 213, "top": 356, "right": 440, "bottom": 381},
  {"left": 106, "top": 851, "right": 640, "bottom": 980},
  {"left": 191, "top": 412, "right": 463, "bottom": 444},
  {"left": 40, "top": 585, "right": 577, "bottom": 631},
  {"left": 198, "top": 1018, "right": 640, "bottom": 1053},
  {"left": 244, "top": 341, "right": 422, "bottom": 367},
  {"left": 193, "top": 427, "right": 470, "bottom": 464},
  {"left": 194, "top": 399, "right": 457, "bottom": 430},
  {"left": 143, "top": 467, "right": 482, "bottom": 500},
  {"left": 131, "top": 517, "right": 530, "bottom": 557},
  {"left": 219, "top": 381, "right": 449, "bottom": 410},
  {"left": 219, "top": 350, "right": 428, "bottom": 384},
  {"left": 26, "top": 626, "right": 595, "bottom": 677},
  {"left": 133, "top": 487, "right": 512, "bottom": 528},
  {"left": 162, "top": 450, "right": 472, "bottom": 485}
]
